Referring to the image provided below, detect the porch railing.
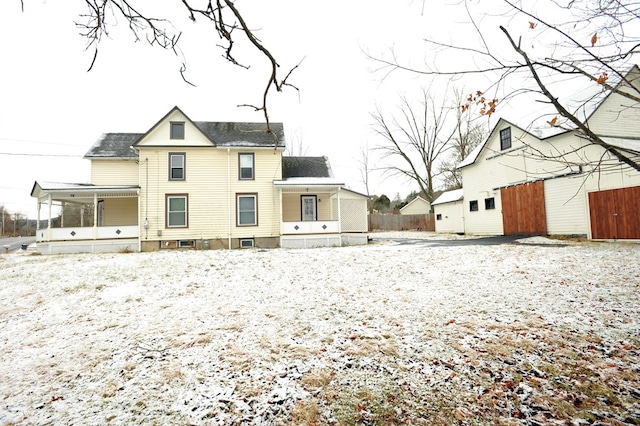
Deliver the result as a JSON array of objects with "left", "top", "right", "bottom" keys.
[
  {"left": 281, "top": 221, "right": 339, "bottom": 235},
  {"left": 37, "top": 225, "right": 139, "bottom": 242}
]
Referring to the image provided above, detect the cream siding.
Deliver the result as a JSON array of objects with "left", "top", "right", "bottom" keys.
[
  {"left": 399, "top": 197, "right": 431, "bottom": 215},
  {"left": 135, "top": 109, "right": 214, "bottom": 147},
  {"left": 138, "top": 146, "right": 282, "bottom": 243},
  {"left": 282, "top": 193, "right": 301, "bottom": 222},
  {"left": 91, "top": 160, "right": 139, "bottom": 185},
  {"left": 102, "top": 198, "right": 138, "bottom": 226},
  {"left": 282, "top": 192, "right": 333, "bottom": 222}
]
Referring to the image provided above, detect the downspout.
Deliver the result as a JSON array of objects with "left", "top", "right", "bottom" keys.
[
  {"left": 143, "top": 158, "right": 149, "bottom": 241},
  {"left": 227, "top": 148, "right": 232, "bottom": 250}
]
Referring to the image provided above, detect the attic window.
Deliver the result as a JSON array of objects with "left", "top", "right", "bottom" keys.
[
  {"left": 500, "top": 127, "right": 511, "bottom": 150},
  {"left": 170, "top": 122, "right": 185, "bottom": 140}
]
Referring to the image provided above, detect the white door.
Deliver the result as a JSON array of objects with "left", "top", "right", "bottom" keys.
[{"left": 301, "top": 196, "right": 317, "bottom": 221}]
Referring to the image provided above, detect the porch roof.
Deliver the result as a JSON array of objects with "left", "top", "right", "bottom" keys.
[
  {"left": 31, "top": 181, "right": 139, "bottom": 204},
  {"left": 273, "top": 177, "right": 345, "bottom": 192}
]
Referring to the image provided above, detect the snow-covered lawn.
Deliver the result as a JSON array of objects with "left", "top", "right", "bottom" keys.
[{"left": 0, "top": 233, "right": 638, "bottom": 425}]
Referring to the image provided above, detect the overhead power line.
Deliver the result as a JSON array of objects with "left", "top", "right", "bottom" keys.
[{"left": 0, "top": 152, "right": 83, "bottom": 158}]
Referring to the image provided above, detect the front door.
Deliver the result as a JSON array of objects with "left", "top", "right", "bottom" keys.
[{"left": 301, "top": 195, "right": 317, "bottom": 221}]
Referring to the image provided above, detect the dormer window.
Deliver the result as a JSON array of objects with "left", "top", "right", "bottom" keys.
[
  {"left": 170, "top": 122, "right": 185, "bottom": 140},
  {"left": 500, "top": 127, "right": 512, "bottom": 150}
]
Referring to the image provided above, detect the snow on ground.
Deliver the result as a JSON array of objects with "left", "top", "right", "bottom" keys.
[{"left": 0, "top": 233, "right": 639, "bottom": 425}]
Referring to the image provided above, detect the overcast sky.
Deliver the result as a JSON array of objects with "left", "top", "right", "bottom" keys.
[{"left": 0, "top": 0, "right": 546, "bottom": 219}]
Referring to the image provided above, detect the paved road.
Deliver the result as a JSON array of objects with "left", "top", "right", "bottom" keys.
[
  {"left": 0, "top": 236, "right": 36, "bottom": 253},
  {"left": 370, "top": 235, "right": 523, "bottom": 246}
]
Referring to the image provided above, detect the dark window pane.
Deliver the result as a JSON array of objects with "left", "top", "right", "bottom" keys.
[{"left": 171, "top": 122, "right": 185, "bottom": 139}]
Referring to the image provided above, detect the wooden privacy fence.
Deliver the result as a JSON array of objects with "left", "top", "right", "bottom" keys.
[{"left": 369, "top": 213, "right": 435, "bottom": 232}]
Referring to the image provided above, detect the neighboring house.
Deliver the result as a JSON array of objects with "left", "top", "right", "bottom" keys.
[
  {"left": 436, "top": 67, "right": 640, "bottom": 239},
  {"left": 31, "top": 106, "right": 368, "bottom": 254},
  {"left": 432, "top": 189, "right": 464, "bottom": 234},
  {"left": 399, "top": 196, "right": 431, "bottom": 215}
]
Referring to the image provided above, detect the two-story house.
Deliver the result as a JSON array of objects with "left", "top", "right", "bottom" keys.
[{"left": 31, "top": 107, "right": 368, "bottom": 254}]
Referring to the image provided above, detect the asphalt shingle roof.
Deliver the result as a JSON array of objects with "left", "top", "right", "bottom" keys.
[
  {"left": 194, "top": 122, "right": 285, "bottom": 147},
  {"left": 84, "top": 133, "right": 143, "bottom": 159},
  {"left": 84, "top": 121, "right": 285, "bottom": 158},
  {"left": 282, "top": 156, "right": 333, "bottom": 179}
]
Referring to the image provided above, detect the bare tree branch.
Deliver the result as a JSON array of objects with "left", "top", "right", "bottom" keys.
[{"left": 71, "top": 0, "right": 300, "bottom": 143}]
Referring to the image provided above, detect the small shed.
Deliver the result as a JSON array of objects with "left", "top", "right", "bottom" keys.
[
  {"left": 399, "top": 196, "right": 431, "bottom": 215},
  {"left": 432, "top": 189, "right": 464, "bottom": 234}
]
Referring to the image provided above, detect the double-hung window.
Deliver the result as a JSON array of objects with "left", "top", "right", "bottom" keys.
[
  {"left": 239, "top": 153, "right": 255, "bottom": 180},
  {"left": 166, "top": 194, "right": 188, "bottom": 228},
  {"left": 169, "top": 152, "right": 185, "bottom": 180},
  {"left": 237, "top": 194, "right": 257, "bottom": 226},
  {"left": 500, "top": 127, "right": 512, "bottom": 150}
]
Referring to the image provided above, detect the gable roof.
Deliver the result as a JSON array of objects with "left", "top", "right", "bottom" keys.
[
  {"left": 399, "top": 196, "right": 430, "bottom": 213},
  {"left": 431, "top": 188, "right": 464, "bottom": 206},
  {"left": 194, "top": 121, "right": 285, "bottom": 147},
  {"left": 457, "top": 118, "right": 568, "bottom": 169},
  {"left": 84, "top": 133, "right": 143, "bottom": 159},
  {"left": 133, "top": 106, "right": 285, "bottom": 148},
  {"left": 282, "top": 156, "right": 333, "bottom": 178},
  {"left": 83, "top": 107, "right": 286, "bottom": 158},
  {"left": 458, "top": 66, "right": 640, "bottom": 170}
]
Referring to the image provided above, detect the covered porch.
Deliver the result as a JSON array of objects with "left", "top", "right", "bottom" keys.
[
  {"left": 275, "top": 179, "right": 369, "bottom": 248},
  {"left": 31, "top": 181, "right": 140, "bottom": 254}
]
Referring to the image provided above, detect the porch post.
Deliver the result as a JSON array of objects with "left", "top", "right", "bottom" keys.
[
  {"left": 80, "top": 205, "right": 84, "bottom": 228},
  {"left": 337, "top": 187, "right": 342, "bottom": 244},
  {"left": 279, "top": 187, "right": 283, "bottom": 238},
  {"left": 36, "top": 201, "right": 41, "bottom": 231},
  {"left": 93, "top": 193, "right": 98, "bottom": 240},
  {"left": 47, "top": 194, "right": 52, "bottom": 241},
  {"left": 60, "top": 202, "right": 65, "bottom": 228}
]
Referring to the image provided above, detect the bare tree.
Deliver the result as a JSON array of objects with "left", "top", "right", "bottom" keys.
[
  {"left": 371, "top": 88, "right": 457, "bottom": 203},
  {"left": 438, "top": 89, "right": 487, "bottom": 190},
  {"left": 284, "top": 128, "right": 309, "bottom": 157},
  {"left": 369, "top": 0, "right": 640, "bottom": 172},
  {"left": 357, "top": 140, "right": 372, "bottom": 198},
  {"left": 27, "top": 1, "right": 300, "bottom": 139}
]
